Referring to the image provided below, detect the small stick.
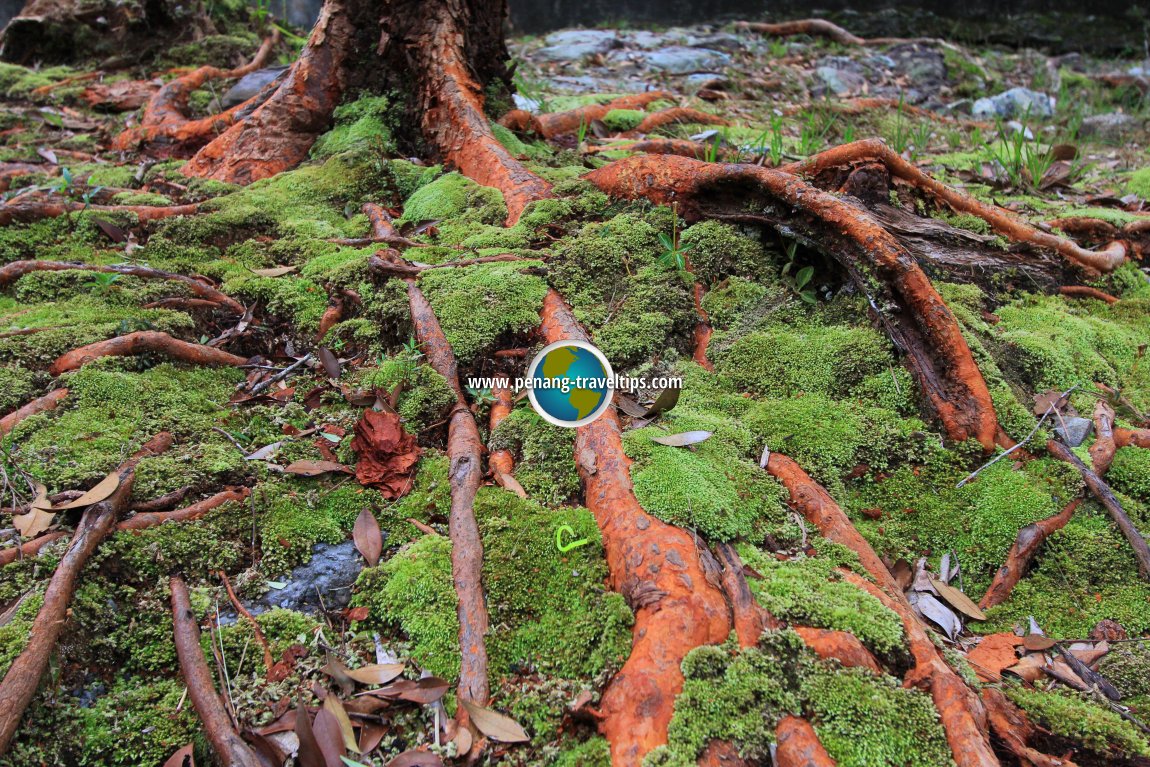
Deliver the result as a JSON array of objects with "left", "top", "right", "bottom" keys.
[
  {"left": 245, "top": 353, "right": 313, "bottom": 395},
  {"left": 217, "top": 570, "right": 274, "bottom": 674}
]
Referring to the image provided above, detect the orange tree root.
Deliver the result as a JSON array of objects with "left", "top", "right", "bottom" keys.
[
  {"left": 50, "top": 331, "right": 248, "bottom": 375},
  {"left": 0, "top": 388, "right": 67, "bottom": 437},
  {"left": 1089, "top": 401, "right": 1117, "bottom": 474},
  {"left": 0, "top": 433, "right": 172, "bottom": 753},
  {"left": 713, "top": 541, "right": 775, "bottom": 646},
  {"left": 0, "top": 201, "right": 199, "bottom": 227},
  {"left": 1115, "top": 428, "right": 1150, "bottom": 449},
  {"left": 487, "top": 382, "right": 515, "bottom": 478},
  {"left": 586, "top": 154, "right": 998, "bottom": 449},
  {"left": 980, "top": 498, "right": 1080, "bottom": 609},
  {"left": 775, "top": 716, "right": 838, "bottom": 767},
  {"left": 629, "top": 107, "right": 728, "bottom": 134},
  {"left": 737, "top": 18, "right": 865, "bottom": 45},
  {"left": 170, "top": 575, "right": 264, "bottom": 767},
  {"left": 981, "top": 687, "right": 1078, "bottom": 767},
  {"left": 786, "top": 139, "right": 1126, "bottom": 273},
  {"left": 1060, "top": 285, "right": 1119, "bottom": 304},
  {"left": 0, "top": 532, "right": 68, "bottom": 567},
  {"left": 588, "top": 138, "right": 733, "bottom": 161},
  {"left": 792, "top": 626, "right": 884, "bottom": 674},
  {"left": 401, "top": 277, "right": 490, "bottom": 707},
  {"left": 117, "top": 487, "right": 250, "bottom": 532},
  {"left": 499, "top": 91, "right": 673, "bottom": 139},
  {"left": 540, "top": 289, "right": 732, "bottom": 764},
  {"left": 0, "top": 260, "right": 244, "bottom": 314},
  {"left": 1047, "top": 439, "right": 1150, "bottom": 578},
  {"left": 765, "top": 452, "right": 998, "bottom": 767}
]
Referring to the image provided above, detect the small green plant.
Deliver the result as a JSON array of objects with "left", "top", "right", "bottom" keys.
[
  {"left": 780, "top": 239, "right": 817, "bottom": 304},
  {"left": 889, "top": 94, "right": 910, "bottom": 154},
  {"left": 86, "top": 272, "right": 121, "bottom": 295},
  {"left": 576, "top": 117, "right": 589, "bottom": 148},
  {"left": 767, "top": 115, "right": 786, "bottom": 165},
  {"left": 909, "top": 122, "right": 933, "bottom": 160},
  {"left": 658, "top": 204, "right": 692, "bottom": 270},
  {"left": 798, "top": 111, "right": 837, "bottom": 156},
  {"left": 984, "top": 112, "right": 1055, "bottom": 189}
]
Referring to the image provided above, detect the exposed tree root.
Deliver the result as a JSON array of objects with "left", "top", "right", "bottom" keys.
[
  {"left": 0, "top": 201, "right": 199, "bottom": 227},
  {"left": 170, "top": 575, "right": 264, "bottom": 767},
  {"left": 785, "top": 140, "right": 1127, "bottom": 273},
  {"left": 400, "top": 277, "right": 490, "bottom": 708},
  {"left": 981, "top": 687, "right": 1078, "bottom": 767},
  {"left": 713, "top": 541, "right": 775, "bottom": 646},
  {"left": 369, "top": 249, "right": 529, "bottom": 279},
  {"left": 627, "top": 107, "right": 728, "bottom": 134},
  {"left": 1089, "top": 401, "right": 1117, "bottom": 474},
  {"left": 0, "top": 260, "right": 245, "bottom": 314},
  {"left": 775, "top": 715, "right": 838, "bottom": 767},
  {"left": 50, "top": 331, "right": 248, "bottom": 375},
  {"left": 791, "top": 626, "right": 884, "bottom": 674},
  {"left": 0, "top": 432, "right": 172, "bottom": 754},
  {"left": 129, "top": 486, "right": 191, "bottom": 512},
  {"left": 498, "top": 91, "right": 673, "bottom": 139},
  {"left": 734, "top": 18, "right": 944, "bottom": 47},
  {"left": 1115, "top": 428, "right": 1150, "bottom": 449},
  {"left": 540, "top": 289, "right": 733, "bottom": 764},
  {"left": 487, "top": 382, "right": 514, "bottom": 479},
  {"left": 682, "top": 254, "right": 715, "bottom": 371},
  {"left": 0, "top": 388, "right": 67, "bottom": 437},
  {"left": 0, "top": 532, "right": 67, "bottom": 567},
  {"left": 980, "top": 498, "right": 1080, "bottom": 610},
  {"left": 217, "top": 569, "right": 275, "bottom": 675},
  {"left": 1047, "top": 439, "right": 1150, "bottom": 578},
  {"left": 1059, "top": 285, "right": 1119, "bottom": 304},
  {"left": 117, "top": 487, "right": 250, "bottom": 532},
  {"left": 588, "top": 138, "right": 733, "bottom": 161},
  {"left": 586, "top": 154, "right": 999, "bottom": 449}
]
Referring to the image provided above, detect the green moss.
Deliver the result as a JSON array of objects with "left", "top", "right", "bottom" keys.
[
  {"left": 738, "top": 547, "right": 907, "bottom": 659},
  {"left": 601, "top": 109, "right": 646, "bottom": 132},
  {"left": 1127, "top": 167, "right": 1150, "bottom": 199},
  {"left": 678, "top": 221, "right": 769, "bottom": 284},
  {"left": 0, "top": 63, "right": 75, "bottom": 98},
  {"left": 554, "top": 737, "right": 612, "bottom": 767},
  {"left": 699, "top": 277, "right": 769, "bottom": 329},
  {"left": 353, "top": 357, "right": 456, "bottom": 432},
  {"left": 420, "top": 261, "right": 547, "bottom": 364},
  {"left": 1099, "top": 641, "right": 1150, "bottom": 700},
  {"left": 78, "top": 677, "right": 199, "bottom": 766},
  {"left": 0, "top": 591, "right": 44, "bottom": 677},
  {"left": 163, "top": 33, "right": 260, "bottom": 67},
  {"left": 259, "top": 480, "right": 374, "bottom": 575},
  {"left": 111, "top": 191, "right": 172, "bottom": 206},
  {"left": 488, "top": 407, "right": 580, "bottom": 505},
  {"left": 0, "top": 363, "right": 39, "bottom": 413},
  {"left": 400, "top": 171, "right": 507, "bottom": 225},
  {"left": 377, "top": 453, "right": 451, "bottom": 546},
  {"left": 312, "top": 95, "right": 394, "bottom": 159},
  {"left": 1007, "top": 685, "right": 1150, "bottom": 757},
  {"left": 1109, "top": 447, "right": 1150, "bottom": 501}
]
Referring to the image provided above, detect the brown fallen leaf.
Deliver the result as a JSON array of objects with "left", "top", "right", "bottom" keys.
[
  {"left": 1023, "top": 634, "right": 1056, "bottom": 651},
  {"left": 650, "top": 430, "right": 712, "bottom": 447},
  {"left": 1003, "top": 653, "right": 1046, "bottom": 684},
  {"left": 161, "top": 743, "right": 195, "bottom": 767},
  {"left": 460, "top": 700, "right": 530, "bottom": 743},
  {"left": 13, "top": 507, "right": 55, "bottom": 539},
  {"left": 353, "top": 508, "right": 383, "bottom": 567},
  {"left": 251, "top": 265, "right": 298, "bottom": 277},
  {"left": 365, "top": 676, "right": 449, "bottom": 704},
  {"left": 323, "top": 695, "right": 359, "bottom": 754},
  {"left": 358, "top": 722, "right": 388, "bottom": 755},
  {"left": 344, "top": 662, "right": 405, "bottom": 686},
  {"left": 312, "top": 706, "right": 347, "bottom": 766},
  {"left": 386, "top": 751, "right": 444, "bottom": 767},
  {"left": 494, "top": 471, "right": 528, "bottom": 499},
  {"left": 284, "top": 460, "right": 351, "bottom": 477},
  {"left": 317, "top": 348, "right": 342, "bottom": 379},
  {"left": 929, "top": 579, "right": 986, "bottom": 621},
  {"left": 294, "top": 702, "right": 327, "bottom": 767},
  {"left": 643, "top": 386, "right": 681, "bottom": 417},
  {"left": 351, "top": 409, "right": 421, "bottom": 499},
  {"left": 52, "top": 471, "right": 120, "bottom": 509}
]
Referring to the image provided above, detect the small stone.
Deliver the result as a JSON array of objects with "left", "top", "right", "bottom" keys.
[
  {"left": 262, "top": 541, "right": 364, "bottom": 613},
  {"left": 972, "top": 87, "right": 1053, "bottom": 118},
  {"left": 638, "top": 46, "right": 732, "bottom": 75},
  {"left": 1078, "top": 113, "right": 1139, "bottom": 142},
  {"left": 221, "top": 66, "right": 289, "bottom": 108},
  {"left": 816, "top": 66, "right": 867, "bottom": 96},
  {"left": 535, "top": 29, "right": 620, "bottom": 62},
  {"left": 1053, "top": 417, "right": 1093, "bottom": 447}
]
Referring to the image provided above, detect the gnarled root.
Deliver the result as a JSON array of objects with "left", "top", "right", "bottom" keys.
[
  {"left": 50, "top": 331, "right": 248, "bottom": 375},
  {"left": 170, "top": 575, "right": 264, "bottom": 767},
  {"left": 713, "top": 541, "right": 774, "bottom": 645},
  {"left": 0, "top": 432, "right": 173, "bottom": 753},
  {"left": 0, "top": 261, "right": 244, "bottom": 314},
  {"left": 775, "top": 716, "right": 838, "bottom": 767},
  {"left": 0, "top": 388, "right": 67, "bottom": 437},
  {"left": 792, "top": 626, "right": 883, "bottom": 674},
  {"left": 585, "top": 154, "right": 998, "bottom": 449},
  {"left": 540, "top": 290, "right": 732, "bottom": 764},
  {"left": 981, "top": 687, "right": 1078, "bottom": 767},
  {"left": 1115, "top": 428, "right": 1150, "bottom": 449},
  {"left": 629, "top": 107, "right": 728, "bottom": 134},
  {"left": 402, "top": 278, "right": 490, "bottom": 707},
  {"left": 1089, "top": 401, "right": 1117, "bottom": 474},
  {"left": 980, "top": 499, "right": 1080, "bottom": 610},
  {"left": 0, "top": 532, "right": 68, "bottom": 567},
  {"left": 487, "top": 382, "right": 515, "bottom": 478},
  {"left": 499, "top": 91, "right": 673, "bottom": 139},
  {"left": 786, "top": 139, "right": 1126, "bottom": 273},
  {"left": 1060, "top": 285, "right": 1119, "bottom": 304},
  {"left": 117, "top": 487, "right": 250, "bottom": 532},
  {"left": 0, "top": 201, "right": 199, "bottom": 227}
]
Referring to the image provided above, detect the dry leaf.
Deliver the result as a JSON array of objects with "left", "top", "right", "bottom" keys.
[
  {"left": 1023, "top": 634, "right": 1056, "bottom": 651},
  {"left": 358, "top": 722, "right": 388, "bottom": 755},
  {"left": 29, "top": 483, "right": 52, "bottom": 510},
  {"left": 643, "top": 386, "right": 681, "bottom": 417},
  {"left": 914, "top": 592, "right": 961, "bottom": 640},
  {"left": 161, "top": 743, "right": 195, "bottom": 767},
  {"left": 351, "top": 409, "right": 421, "bottom": 499},
  {"left": 317, "top": 348, "right": 342, "bottom": 379},
  {"left": 366, "top": 677, "right": 449, "bottom": 704},
  {"left": 13, "top": 507, "right": 55, "bottom": 538},
  {"left": 284, "top": 460, "right": 350, "bottom": 477},
  {"left": 613, "top": 392, "right": 648, "bottom": 417},
  {"left": 322, "top": 695, "right": 359, "bottom": 754},
  {"left": 452, "top": 724, "right": 474, "bottom": 756},
  {"left": 53, "top": 471, "right": 120, "bottom": 509},
  {"left": 386, "top": 751, "right": 444, "bottom": 767},
  {"left": 312, "top": 707, "right": 347, "bottom": 766},
  {"left": 353, "top": 508, "right": 383, "bottom": 566},
  {"left": 251, "top": 265, "right": 298, "bottom": 277},
  {"left": 294, "top": 702, "right": 327, "bottom": 767},
  {"left": 460, "top": 700, "right": 530, "bottom": 743},
  {"left": 930, "top": 579, "right": 987, "bottom": 621},
  {"left": 650, "top": 430, "right": 712, "bottom": 447},
  {"left": 345, "top": 662, "right": 405, "bottom": 686}
]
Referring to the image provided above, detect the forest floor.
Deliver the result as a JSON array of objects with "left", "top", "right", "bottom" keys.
[{"left": 0, "top": 12, "right": 1148, "bottom": 767}]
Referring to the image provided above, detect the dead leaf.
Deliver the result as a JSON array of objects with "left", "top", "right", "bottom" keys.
[
  {"left": 251, "top": 265, "right": 298, "bottom": 278},
  {"left": 890, "top": 559, "right": 913, "bottom": 591},
  {"left": 1023, "top": 634, "right": 1057, "bottom": 651},
  {"left": 930, "top": 579, "right": 987, "bottom": 621},
  {"left": 284, "top": 460, "right": 350, "bottom": 477},
  {"left": 36, "top": 147, "right": 58, "bottom": 165},
  {"left": 294, "top": 702, "right": 327, "bottom": 767},
  {"left": 366, "top": 676, "right": 449, "bottom": 704},
  {"left": 13, "top": 507, "right": 55, "bottom": 538},
  {"left": 312, "top": 707, "right": 347, "bottom": 766},
  {"left": 1033, "top": 389, "right": 1070, "bottom": 417},
  {"left": 452, "top": 724, "right": 474, "bottom": 756},
  {"left": 386, "top": 751, "right": 444, "bottom": 767},
  {"left": 244, "top": 441, "right": 283, "bottom": 461},
  {"left": 317, "top": 348, "right": 341, "bottom": 379},
  {"left": 322, "top": 695, "right": 359, "bottom": 754},
  {"left": 351, "top": 409, "right": 421, "bottom": 499},
  {"left": 650, "top": 430, "right": 711, "bottom": 447},
  {"left": 353, "top": 508, "right": 383, "bottom": 566},
  {"left": 643, "top": 386, "right": 681, "bottom": 417},
  {"left": 321, "top": 659, "right": 357, "bottom": 697},
  {"left": 966, "top": 633, "right": 1023, "bottom": 682},
  {"left": 358, "top": 722, "right": 388, "bottom": 754},
  {"left": 914, "top": 592, "right": 962, "bottom": 640},
  {"left": 1003, "top": 653, "right": 1047, "bottom": 683},
  {"left": 613, "top": 392, "right": 648, "bottom": 418},
  {"left": 92, "top": 218, "right": 127, "bottom": 243},
  {"left": 53, "top": 471, "right": 120, "bottom": 509},
  {"left": 161, "top": 743, "right": 195, "bottom": 767},
  {"left": 344, "top": 662, "right": 404, "bottom": 686},
  {"left": 460, "top": 700, "right": 530, "bottom": 743},
  {"left": 1050, "top": 144, "right": 1078, "bottom": 161}
]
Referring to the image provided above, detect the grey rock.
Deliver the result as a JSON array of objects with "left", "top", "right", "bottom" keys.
[
  {"left": 972, "top": 87, "right": 1053, "bottom": 118},
  {"left": 263, "top": 541, "right": 364, "bottom": 613},
  {"left": 221, "top": 66, "right": 289, "bottom": 108},
  {"left": 1078, "top": 113, "right": 1140, "bottom": 142},
  {"left": 639, "top": 46, "right": 731, "bottom": 75},
  {"left": 684, "top": 32, "right": 745, "bottom": 52},
  {"left": 1054, "top": 417, "right": 1093, "bottom": 447},
  {"left": 536, "top": 29, "right": 620, "bottom": 61},
  {"left": 816, "top": 66, "right": 867, "bottom": 96},
  {"left": 888, "top": 44, "right": 946, "bottom": 91},
  {"left": 683, "top": 72, "right": 728, "bottom": 90}
]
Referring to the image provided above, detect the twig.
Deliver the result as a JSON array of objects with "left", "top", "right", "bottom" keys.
[
  {"left": 217, "top": 570, "right": 274, "bottom": 674},
  {"left": 245, "top": 352, "right": 313, "bottom": 395}
]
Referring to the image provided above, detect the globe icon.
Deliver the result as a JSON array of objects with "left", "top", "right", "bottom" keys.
[{"left": 527, "top": 341, "right": 614, "bottom": 427}]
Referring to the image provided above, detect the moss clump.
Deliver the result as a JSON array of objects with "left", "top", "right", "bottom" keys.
[
  {"left": 0, "top": 363, "right": 38, "bottom": 413},
  {"left": 377, "top": 453, "right": 451, "bottom": 546},
  {"left": 400, "top": 171, "right": 507, "bottom": 225},
  {"left": 353, "top": 357, "right": 456, "bottom": 432},
  {"left": 601, "top": 109, "right": 646, "bottom": 132},
  {"left": 699, "top": 277, "right": 769, "bottom": 329},
  {"left": 1007, "top": 685, "right": 1150, "bottom": 757},
  {"left": 311, "top": 95, "right": 394, "bottom": 159},
  {"left": 738, "top": 547, "right": 907, "bottom": 659},
  {"left": 163, "top": 33, "right": 260, "bottom": 67},
  {"left": 1108, "top": 446, "right": 1150, "bottom": 501},
  {"left": 1127, "top": 167, "right": 1150, "bottom": 199},
  {"left": 259, "top": 480, "right": 376, "bottom": 574},
  {"left": 678, "top": 221, "right": 770, "bottom": 284},
  {"left": 555, "top": 736, "right": 612, "bottom": 767},
  {"left": 0, "top": 591, "right": 43, "bottom": 677},
  {"left": 488, "top": 407, "right": 579, "bottom": 505},
  {"left": 78, "top": 677, "right": 199, "bottom": 766},
  {"left": 714, "top": 323, "right": 893, "bottom": 398},
  {"left": 1099, "top": 641, "right": 1150, "bottom": 702},
  {"left": 420, "top": 261, "right": 547, "bottom": 364}
]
